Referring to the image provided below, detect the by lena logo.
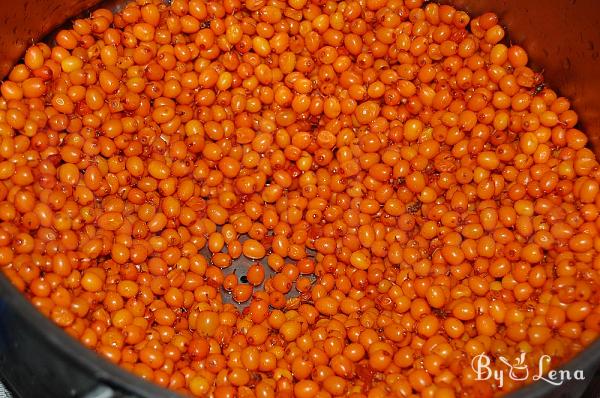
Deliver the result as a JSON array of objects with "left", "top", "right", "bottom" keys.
[{"left": 471, "top": 352, "right": 585, "bottom": 388}]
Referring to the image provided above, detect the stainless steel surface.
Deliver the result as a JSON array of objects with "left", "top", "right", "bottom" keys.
[
  {"left": 0, "top": 381, "right": 12, "bottom": 398},
  {"left": 205, "top": 232, "right": 315, "bottom": 310}
]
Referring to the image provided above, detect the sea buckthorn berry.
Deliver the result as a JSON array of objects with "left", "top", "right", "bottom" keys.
[
  {"left": 242, "top": 239, "right": 266, "bottom": 259},
  {"left": 0, "top": 2, "right": 599, "bottom": 397}
]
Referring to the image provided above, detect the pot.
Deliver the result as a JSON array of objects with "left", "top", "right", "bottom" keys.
[{"left": 0, "top": 1, "right": 599, "bottom": 397}]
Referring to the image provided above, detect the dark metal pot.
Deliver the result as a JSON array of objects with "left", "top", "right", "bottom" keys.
[{"left": 0, "top": 0, "right": 599, "bottom": 397}]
